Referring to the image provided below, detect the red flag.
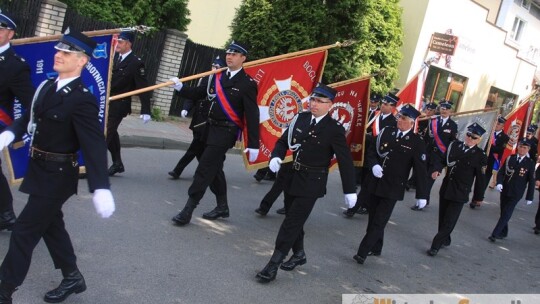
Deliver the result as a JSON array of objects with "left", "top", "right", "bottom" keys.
[
  {"left": 242, "top": 51, "right": 327, "bottom": 169},
  {"left": 329, "top": 77, "right": 371, "bottom": 169},
  {"left": 501, "top": 100, "right": 530, "bottom": 164},
  {"left": 396, "top": 65, "right": 428, "bottom": 110}
]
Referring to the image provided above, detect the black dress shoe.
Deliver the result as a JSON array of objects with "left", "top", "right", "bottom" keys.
[
  {"left": 426, "top": 248, "right": 438, "bottom": 256},
  {"left": 0, "top": 211, "right": 16, "bottom": 232},
  {"left": 256, "top": 251, "right": 285, "bottom": 283},
  {"left": 367, "top": 251, "right": 381, "bottom": 256},
  {"left": 44, "top": 270, "right": 86, "bottom": 303},
  {"left": 253, "top": 172, "right": 265, "bottom": 182},
  {"left": 263, "top": 172, "right": 276, "bottom": 181},
  {"left": 469, "top": 202, "right": 480, "bottom": 209},
  {"left": 488, "top": 236, "right": 496, "bottom": 242},
  {"left": 353, "top": 255, "right": 366, "bottom": 264},
  {"left": 254, "top": 207, "right": 268, "bottom": 216},
  {"left": 280, "top": 250, "right": 306, "bottom": 271},
  {"left": 108, "top": 163, "right": 125, "bottom": 176},
  {"left": 202, "top": 207, "right": 229, "bottom": 220},
  {"left": 343, "top": 209, "right": 355, "bottom": 218},
  {"left": 410, "top": 205, "right": 424, "bottom": 211},
  {"left": 534, "top": 228, "right": 540, "bottom": 235},
  {"left": 276, "top": 207, "right": 286, "bottom": 215},
  {"left": 168, "top": 171, "right": 180, "bottom": 180},
  {"left": 356, "top": 207, "right": 368, "bottom": 215},
  {"left": 0, "top": 282, "right": 16, "bottom": 304}
]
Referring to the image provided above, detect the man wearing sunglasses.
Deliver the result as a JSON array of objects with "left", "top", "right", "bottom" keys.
[
  {"left": 353, "top": 104, "right": 428, "bottom": 265},
  {"left": 411, "top": 99, "right": 457, "bottom": 211},
  {"left": 427, "top": 123, "right": 487, "bottom": 257},
  {"left": 0, "top": 10, "right": 34, "bottom": 234},
  {"left": 255, "top": 83, "right": 356, "bottom": 283}
]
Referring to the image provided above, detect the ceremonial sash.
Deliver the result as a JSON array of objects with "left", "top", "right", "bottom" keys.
[
  {"left": 214, "top": 72, "right": 244, "bottom": 129},
  {"left": 431, "top": 118, "right": 447, "bottom": 153},
  {"left": 491, "top": 132, "right": 500, "bottom": 170},
  {"left": 0, "top": 107, "right": 13, "bottom": 128},
  {"left": 371, "top": 111, "right": 381, "bottom": 136}
]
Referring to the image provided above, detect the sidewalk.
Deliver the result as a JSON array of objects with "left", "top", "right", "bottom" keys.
[{"left": 118, "top": 114, "right": 193, "bottom": 150}]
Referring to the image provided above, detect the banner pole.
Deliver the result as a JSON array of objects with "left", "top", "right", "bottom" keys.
[
  {"left": 109, "top": 41, "right": 354, "bottom": 101},
  {"left": 417, "top": 107, "right": 499, "bottom": 121}
]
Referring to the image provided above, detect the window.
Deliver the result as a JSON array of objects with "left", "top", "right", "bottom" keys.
[
  {"left": 520, "top": 0, "right": 531, "bottom": 10},
  {"left": 510, "top": 17, "right": 526, "bottom": 41}
]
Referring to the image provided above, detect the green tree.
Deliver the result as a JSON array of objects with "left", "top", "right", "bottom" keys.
[
  {"left": 229, "top": 0, "right": 403, "bottom": 94},
  {"left": 60, "top": 0, "right": 190, "bottom": 31}
]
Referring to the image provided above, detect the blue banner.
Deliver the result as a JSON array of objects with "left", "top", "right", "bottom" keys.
[{"left": 6, "top": 35, "right": 113, "bottom": 182}]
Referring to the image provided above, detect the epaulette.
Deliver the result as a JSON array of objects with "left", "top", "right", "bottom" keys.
[{"left": 13, "top": 53, "right": 26, "bottom": 63}]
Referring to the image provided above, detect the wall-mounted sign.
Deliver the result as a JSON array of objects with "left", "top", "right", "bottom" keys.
[{"left": 429, "top": 32, "right": 459, "bottom": 55}]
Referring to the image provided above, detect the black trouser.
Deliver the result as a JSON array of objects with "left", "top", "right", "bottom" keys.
[
  {"left": 0, "top": 195, "right": 76, "bottom": 287},
  {"left": 0, "top": 158, "right": 13, "bottom": 213},
  {"left": 187, "top": 144, "right": 227, "bottom": 203},
  {"left": 106, "top": 115, "right": 124, "bottom": 165},
  {"left": 348, "top": 168, "right": 371, "bottom": 212},
  {"left": 172, "top": 137, "right": 205, "bottom": 175},
  {"left": 491, "top": 194, "right": 520, "bottom": 238},
  {"left": 258, "top": 163, "right": 291, "bottom": 211},
  {"left": 356, "top": 194, "right": 398, "bottom": 257},
  {"left": 274, "top": 193, "right": 318, "bottom": 255},
  {"left": 431, "top": 197, "right": 465, "bottom": 250},
  {"left": 536, "top": 192, "right": 540, "bottom": 229}
]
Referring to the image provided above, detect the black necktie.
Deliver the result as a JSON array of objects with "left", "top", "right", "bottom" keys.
[
  {"left": 517, "top": 156, "right": 522, "bottom": 163},
  {"left": 397, "top": 131, "right": 403, "bottom": 139},
  {"left": 116, "top": 56, "right": 122, "bottom": 65},
  {"left": 310, "top": 118, "right": 316, "bottom": 131}
]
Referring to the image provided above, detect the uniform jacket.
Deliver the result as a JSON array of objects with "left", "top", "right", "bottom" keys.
[
  {"left": 366, "top": 126, "right": 428, "bottom": 201},
  {"left": 436, "top": 141, "right": 487, "bottom": 203},
  {"left": 497, "top": 154, "right": 535, "bottom": 201},
  {"left": 486, "top": 130, "right": 510, "bottom": 169},
  {"left": 366, "top": 112, "right": 396, "bottom": 136},
  {"left": 426, "top": 116, "right": 458, "bottom": 169},
  {"left": 271, "top": 112, "right": 356, "bottom": 198},
  {"left": 0, "top": 45, "right": 34, "bottom": 130},
  {"left": 178, "top": 69, "right": 259, "bottom": 149},
  {"left": 528, "top": 136, "right": 538, "bottom": 161},
  {"left": 109, "top": 52, "right": 151, "bottom": 117},
  {"left": 183, "top": 76, "right": 211, "bottom": 139},
  {"left": 9, "top": 78, "right": 110, "bottom": 199}
]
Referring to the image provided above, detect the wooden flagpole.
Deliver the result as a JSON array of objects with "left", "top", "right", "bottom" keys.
[
  {"left": 417, "top": 107, "right": 499, "bottom": 121},
  {"left": 11, "top": 26, "right": 152, "bottom": 46},
  {"left": 109, "top": 41, "right": 355, "bottom": 101}
]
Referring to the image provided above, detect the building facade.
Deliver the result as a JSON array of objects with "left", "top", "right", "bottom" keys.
[{"left": 398, "top": 0, "right": 539, "bottom": 114}]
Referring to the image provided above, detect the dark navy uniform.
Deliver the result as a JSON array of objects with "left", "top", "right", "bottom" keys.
[
  {"left": 490, "top": 153, "right": 535, "bottom": 239},
  {"left": 0, "top": 44, "right": 34, "bottom": 231},
  {"left": 423, "top": 115, "right": 458, "bottom": 204},
  {"left": 0, "top": 77, "right": 110, "bottom": 287},
  {"left": 356, "top": 124, "right": 428, "bottom": 259},
  {"left": 168, "top": 76, "right": 212, "bottom": 179},
  {"left": 173, "top": 67, "right": 259, "bottom": 220},
  {"left": 484, "top": 129, "right": 510, "bottom": 190},
  {"left": 107, "top": 50, "right": 151, "bottom": 172},
  {"left": 271, "top": 112, "right": 355, "bottom": 263},
  {"left": 429, "top": 139, "right": 487, "bottom": 253}
]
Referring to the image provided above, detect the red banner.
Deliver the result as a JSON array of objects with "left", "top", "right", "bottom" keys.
[
  {"left": 329, "top": 77, "right": 370, "bottom": 169},
  {"left": 241, "top": 51, "right": 327, "bottom": 169},
  {"left": 501, "top": 100, "right": 530, "bottom": 164},
  {"left": 396, "top": 65, "right": 428, "bottom": 110}
]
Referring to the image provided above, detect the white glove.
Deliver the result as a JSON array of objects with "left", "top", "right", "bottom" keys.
[
  {"left": 170, "top": 77, "right": 183, "bottom": 91},
  {"left": 0, "top": 131, "right": 15, "bottom": 150},
  {"left": 180, "top": 110, "right": 188, "bottom": 118},
  {"left": 269, "top": 157, "right": 282, "bottom": 173},
  {"left": 526, "top": 200, "right": 533, "bottom": 205},
  {"left": 140, "top": 114, "right": 151, "bottom": 124},
  {"left": 244, "top": 148, "right": 259, "bottom": 163},
  {"left": 496, "top": 184, "right": 503, "bottom": 192},
  {"left": 344, "top": 193, "right": 357, "bottom": 208},
  {"left": 372, "top": 164, "right": 383, "bottom": 178},
  {"left": 92, "top": 189, "right": 116, "bottom": 218},
  {"left": 417, "top": 199, "right": 427, "bottom": 209}
]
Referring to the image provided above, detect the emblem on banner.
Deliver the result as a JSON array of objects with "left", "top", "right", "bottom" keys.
[
  {"left": 262, "top": 77, "right": 309, "bottom": 136},
  {"left": 506, "top": 119, "right": 522, "bottom": 148},
  {"left": 330, "top": 102, "right": 354, "bottom": 134},
  {"left": 93, "top": 42, "right": 108, "bottom": 59}
]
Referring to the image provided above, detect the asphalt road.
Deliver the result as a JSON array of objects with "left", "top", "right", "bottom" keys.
[{"left": 1, "top": 147, "right": 539, "bottom": 304}]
